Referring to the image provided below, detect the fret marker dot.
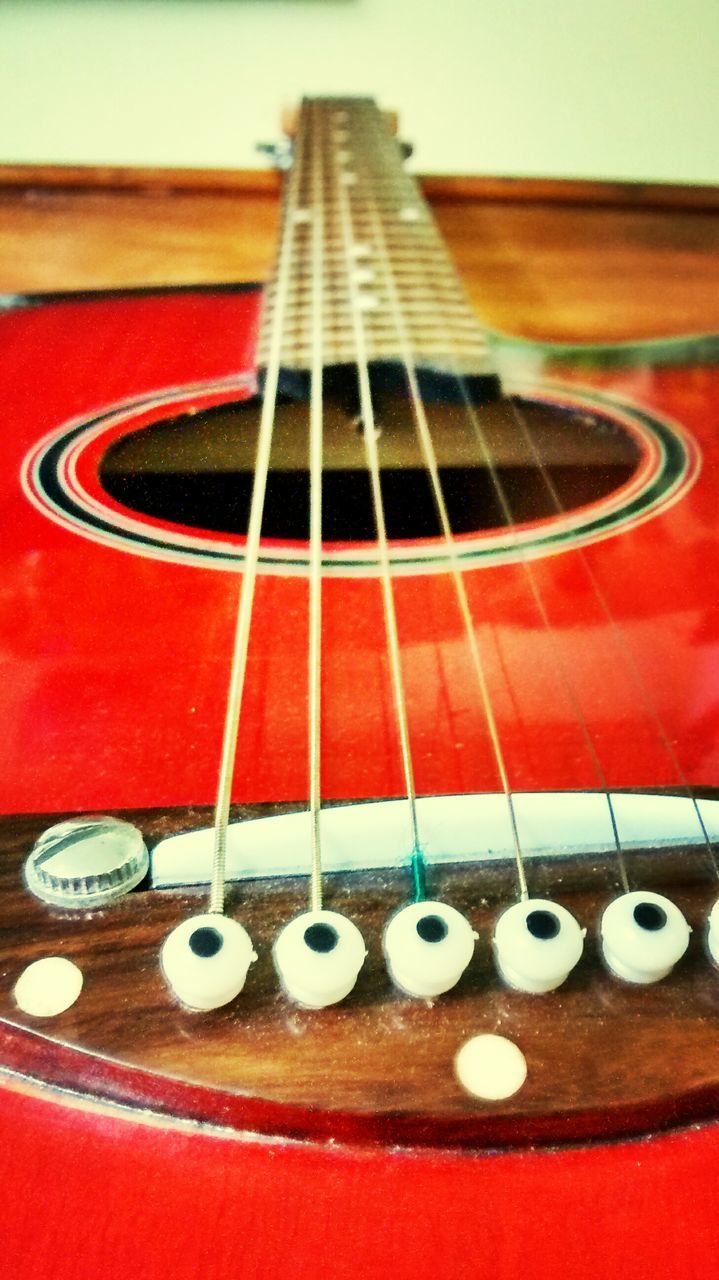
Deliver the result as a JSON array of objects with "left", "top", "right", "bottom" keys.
[
  {"left": 352, "top": 243, "right": 371, "bottom": 258},
  {"left": 353, "top": 267, "right": 375, "bottom": 285},
  {"left": 340, "top": 171, "right": 357, "bottom": 185},
  {"left": 455, "top": 1034, "right": 527, "bottom": 1101},
  {"left": 399, "top": 206, "right": 422, "bottom": 222},
  {"left": 293, "top": 209, "right": 311, "bottom": 224},
  {"left": 14, "top": 957, "right": 83, "bottom": 1018},
  {"left": 358, "top": 293, "right": 379, "bottom": 311}
]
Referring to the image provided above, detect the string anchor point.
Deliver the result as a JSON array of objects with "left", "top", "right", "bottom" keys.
[
  {"left": 600, "top": 890, "right": 690, "bottom": 984},
  {"left": 160, "top": 912, "right": 256, "bottom": 1011},
  {"left": 273, "top": 909, "right": 367, "bottom": 1008},
  {"left": 493, "top": 898, "right": 585, "bottom": 993},
  {"left": 707, "top": 899, "right": 719, "bottom": 967},
  {"left": 383, "top": 900, "right": 477, "bottom": 999}
]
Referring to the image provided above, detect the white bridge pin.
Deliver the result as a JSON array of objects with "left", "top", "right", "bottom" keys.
[
  {"left": 493, "top": 898, "right": 585, "bottom": 993},
  {"left": 600, "top": 890, "right": 690, "bottom": 984},
  {"left": 160, "top": 913, "right": 256, "bottom": 1011},
  {"left": 273, "top": 909, "right": 366, "bottom": 1008},
  {"left": 383, "top": 901, "right": 477, "bottom": 999},
  {"left": 707, "top": 900, "right": 719, "bottom": 967}
]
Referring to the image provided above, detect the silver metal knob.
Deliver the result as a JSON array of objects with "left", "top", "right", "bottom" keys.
[{"left": 25, "top": 816, "right": 149, "bottom": 909}]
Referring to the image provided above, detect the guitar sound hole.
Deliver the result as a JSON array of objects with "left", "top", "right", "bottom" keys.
[{"left": 100, "top": 386, "right": 641, "bottom": 543}]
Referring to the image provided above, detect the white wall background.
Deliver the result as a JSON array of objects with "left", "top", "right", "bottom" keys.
[{"left": 1, "top": 0, "right": 718, "bottom": 183}]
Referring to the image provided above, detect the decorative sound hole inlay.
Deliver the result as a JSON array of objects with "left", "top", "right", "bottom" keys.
[{"left": 22, "top": 375, "right": 698, "bottom": 577}]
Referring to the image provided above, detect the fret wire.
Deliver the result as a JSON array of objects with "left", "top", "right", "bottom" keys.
[{"left": 257, "top": 101, "right": 490, "bottom": 377}]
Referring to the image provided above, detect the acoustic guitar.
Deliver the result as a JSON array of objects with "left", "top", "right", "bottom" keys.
[{"left": 2, "top": 97, "right": 719, "bottom": 1278}]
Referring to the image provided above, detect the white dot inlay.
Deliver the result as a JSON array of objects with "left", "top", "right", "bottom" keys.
[
  {"left": 358, "top": 293, "right": 379, "bottom": 311},
  {"left": 454, "top": 1034, "right": 527, "bottom": 1100},
  {"left": 351, "top": 243, "right": 372, "bottom": 258},
  {"left": 293, "top": 209, "right": 312, "bottom": 224},
  {"left": 353, "top": 267, "right": 375, "bottom": 285},
  {"left": 14, "top": 956, "right": 83, "bottom": 1018},
  {"left": 399, "top": 206, "right": 422, "bottom": 222},
  {"left": 337, "top": 148, "right": 351, "bottom": 163},
  {"left": 340, "top": 171, "right": 357, "bottom": 185}
]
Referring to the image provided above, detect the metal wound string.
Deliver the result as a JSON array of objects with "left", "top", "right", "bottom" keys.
[
  {"left": 358, "top": 119, "right": 529, "bottom": 900},
  {"left": 208, "top": 110, "right": 308, "bottom": 915},
  {"left": 385, "top": 164, "right": 631, "bottom": 892},
  {"left": 361, "top": 108, "right": 632, "bottom": 895},
  {"left": 308, "top": 101, "right": 325, "bottom": 912},
  {"left": 332, "top": 109, "right": 423, "bottom": 874}
]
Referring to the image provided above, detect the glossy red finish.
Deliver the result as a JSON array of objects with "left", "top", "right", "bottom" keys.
[
  {"left": 3, "top": 1078, "right": 719, "bottom": 1280},
  {"left": 2, "top": 288, "right": 718, "bottom": 818},
  {"left": 2, "top": 285, "right": 719, "bottom": 1277}
]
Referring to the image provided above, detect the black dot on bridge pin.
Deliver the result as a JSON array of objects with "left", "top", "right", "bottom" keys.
[
  {"left": 526, "top": 909, "right": 561, "bottom": 941},
  {"left": 189, "top": 926, "right": 224, "bottom": 958},
  {"left": 633, "top": 902, "right": 668, "bottom": 931},
  {"left": 304, "top": 922, "right": 339, "bottom": 954},
  {"left": 416, "top": 914, "right": 449, "bottom": 944}
]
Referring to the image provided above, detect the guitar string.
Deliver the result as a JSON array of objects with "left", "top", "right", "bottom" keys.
[
  {"left": 410, "top": 175, "right": 718, "bottom": 887},
  {"left": 331, "top": 104, "right": 424, "bottom": 882},
  {"left": 357, "top": 114, "right": 632, "bottom": 894},
  {"left": 486, "top": 385, "right": 719, "bottom": 883},
  {"left": 362, "top": 101, "right": 715, "bottom": 895},
  {"left": 444, "top": 384, "right": 630, "bottom": 892},
  {"left": 356, "top": 107, "right": 529, "bottom": 901},
  {"left": 307, "top": 100, "right": 325, "bottom": 913},
  {"left": 346, "top": 103, "right": 714, "bottom": 894},
  {"left": 208, "top": 106, "right": 308, "bottom": 915},
  {"left": 409, "top": 160, "right": 717, "bottom": 889},
  {"left": 363, "top": 124, "right": 637, "bottom": 896}
]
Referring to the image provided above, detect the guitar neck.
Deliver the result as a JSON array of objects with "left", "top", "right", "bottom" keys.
[{"left": 257, "top": 97, "right": 494, "bottom": 375}]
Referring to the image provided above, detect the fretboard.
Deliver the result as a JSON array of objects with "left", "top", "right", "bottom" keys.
[{"left": 256, "top": 97, "right": 494, "bottom": 376}]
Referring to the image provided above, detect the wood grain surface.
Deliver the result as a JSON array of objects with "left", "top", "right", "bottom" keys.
[
  {"left": 2, "top": 168, "right": 719, "bottom": 343},
  {"left": 2, "top": 807, "right": 719, "bottom": 1148}
]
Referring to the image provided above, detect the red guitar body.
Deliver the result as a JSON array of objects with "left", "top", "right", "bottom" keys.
[{"left": 2, "top": 284, "right": 719, "bottom": 1278}]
